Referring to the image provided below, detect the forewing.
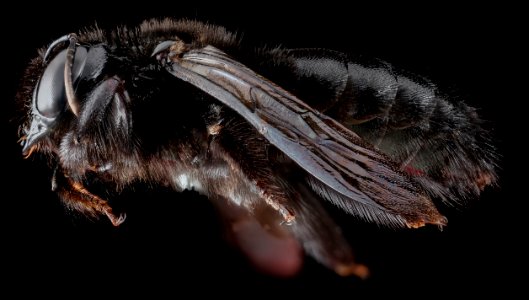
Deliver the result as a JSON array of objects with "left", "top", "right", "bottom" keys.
[{"left": 162, "top": 46, "right": 446, "bottom": 227}]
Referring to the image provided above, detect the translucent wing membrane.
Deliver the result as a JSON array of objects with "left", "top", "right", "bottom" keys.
[{"left": 163, "top": 46, "right": 446, "bottom": 227}]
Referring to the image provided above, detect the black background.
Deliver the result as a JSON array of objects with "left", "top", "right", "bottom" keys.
[{"left": 2, "top": 3, "right": 523, "bottom": 297}]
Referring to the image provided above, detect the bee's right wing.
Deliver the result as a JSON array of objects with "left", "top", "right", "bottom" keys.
[{"left": 158, "top": 45, "right": 446, "bottom": 228}]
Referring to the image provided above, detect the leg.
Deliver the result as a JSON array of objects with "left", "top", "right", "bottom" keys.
[
  {"left": 52, "top": 170, "right": 126, "bottom": 226},
  {"left": 209, "top": 114, "right": 296, "bottom": 223}
]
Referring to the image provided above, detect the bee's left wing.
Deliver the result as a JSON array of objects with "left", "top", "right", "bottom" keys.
[{"left": 156, "top": 44, "right": 446, "bottom": 228}]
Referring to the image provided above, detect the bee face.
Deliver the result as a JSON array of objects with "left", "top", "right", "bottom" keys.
[{"left": 23, "top": 35, "right": 108, "bottom": 154}]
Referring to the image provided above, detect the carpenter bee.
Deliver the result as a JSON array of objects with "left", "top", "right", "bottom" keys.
[{"left": 16, "top": 18, "right": 497, "bottom": 277}]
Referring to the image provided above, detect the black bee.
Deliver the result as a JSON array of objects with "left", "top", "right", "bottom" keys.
[{"left": 16, "top": 18, "right": 497, "bottom": 277}]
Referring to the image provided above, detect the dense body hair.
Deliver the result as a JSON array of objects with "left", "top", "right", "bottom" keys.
[{"left": 17, "top": 19, "right": 497, "bottom": 276}]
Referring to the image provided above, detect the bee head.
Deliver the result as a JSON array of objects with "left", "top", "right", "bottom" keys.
[{"left": 21, "top": 34, "right": 128, "bottom": 157}]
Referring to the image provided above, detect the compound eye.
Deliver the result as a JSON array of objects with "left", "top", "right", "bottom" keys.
[{"left": 36, "top": 47, "right": 87, "bottom": 118}]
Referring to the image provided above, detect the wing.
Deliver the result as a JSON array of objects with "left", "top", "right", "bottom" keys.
[{"left": 156, "top": 44, "right": 446, "bottom": 228}]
